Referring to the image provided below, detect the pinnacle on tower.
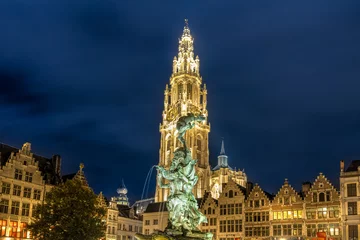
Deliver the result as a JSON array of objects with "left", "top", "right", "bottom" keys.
[
  {"left": 220, "top": 138, "right": 226, "bottom": 155},
  {"left": 74, "top": 163, "right": 89, "bottom": 186}
]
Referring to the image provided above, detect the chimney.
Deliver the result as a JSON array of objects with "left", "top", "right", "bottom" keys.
[
  {"left": 340, "top": 160, "right": 344, "bottom": 172},
  {"left": 302, "top": 182, "right": 311, "bottom": 195},
  {"left": 246, "top": 182, "right": 253, "bottom": 196}
]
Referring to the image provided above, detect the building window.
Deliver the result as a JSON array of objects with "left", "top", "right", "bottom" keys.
[
  {"left": 25, "top": 172, "right": 33, "bottom": 183},
  {"left": 254, "top": 200, "right": 260, "bottom": 208},
  {"left": 1, "top": 182, "right": 10, "bottom": 194},
  {"left": 329, "top": 207, "right": 339, "bottom": 218},
  {"left": 273, "top": 225, "right": 281, "bottom": 236},
  {"left": 318, "top": 224, "right": 328, "bottom": 234},
  {"left": 245, "top": 227, "right": 253, "bottom": 237},
  {"left": 307, "top": 224, "right": 316, "bottom": 237},
  {"left": 326, "top": 191, "right": 331, "bottom": 201},
  {"left": 293, "top": 224, "right": 302, "bottom": 236},
  {"left": 318, "top": 207, "right": 327, "bottom": 218},
  {"left": 145, "top": 220, "right": 150, "bottom": 226},
  {"left": 283, "top": 225, "right": 291, "bottom": 236},
  {"left": 228, "top": 204, "right": 234, "bottom": 215},
  {"left": 9, "top": 221, "right": 18, "bottom": 238},
  {"left": 235, "top": 220, "right": 242, "bottom": 232},
  {"left": 329, "top": 223, "right": 340, "bottom": 236},
  {"left": 349, "top": 225, "right": 358, "bottom": 239},
  {"left": 313, "top": 192, "right": 317, "bottom": 202},
  {"left": 261, "top": 199, "right": 265, "bottom": 206},
  {"left": 249, "top": 200, "right": 253, "bottom": 207},
  {"left": 306, "top": 209, "right": 316, "bottom": 219},
  {"left": 153, "top": 219, "right": 158, "bottom": 225},
  {"left": 11, "top": 201, "right": 20, "bottom": 215},
  {"left": 0, "top": 220, "right": 6, "bottom": 236},
  {"left": 220, "top": 204, "right": 226, "bottom": 215},
  {"left": 14, "top": 169, "right": 22, "bottom": 180},
  {"left": 319, "top": 192, "right": 325, "bottom": 202},
  {"left": 227, "top": 220, "right": 234, "bottom": 232},
  {"left": 347, "top": 183, "right": 357, "bottom": 197},
  {"left": 228, "top": 190, "right": 233, "bottom": 198},
  {"left": 112, "top": 227, "right": 115, "bottom": 234},
  {"left": 33, "top": 189, "right": 41, "bottom": 200},
  {"left": 13, "top": 185, "right": 21, "bottom": 196},
  {"left": 0, "top": 199, "right": 9, "bottom": 214},
  {"left": 235, "top": 203, "right": 242, "bottom": 214},
  {"left": 220, "top": 220, "right": 226, "bottom": 233},
  {"left": 284, "top": 197, "right": 290, "bottom": 205},
  {"left": 145, "top": 229, "right": 150, "bottom": 235},
  {"left": 23, "top": 188, "right": 31, "bottom": 198},
  {"left": 348, "top": 202, "right": 357, "bottom": 215},
  {"left": 22, "top": 203, "right": 30, "bottom": 216}
]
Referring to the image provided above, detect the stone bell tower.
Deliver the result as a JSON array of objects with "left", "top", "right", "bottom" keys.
[{"left": 155, "top": 20, "right": 211, "bottom": 202}]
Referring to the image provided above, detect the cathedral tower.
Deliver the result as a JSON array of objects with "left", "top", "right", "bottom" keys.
[{"left": 155, "top": 20, "right": 211, "bottom": 202}]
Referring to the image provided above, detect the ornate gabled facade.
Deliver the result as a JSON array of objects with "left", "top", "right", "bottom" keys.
[
  {"left": 244, "top": 184, "right": 273, "bottom": 239},
  {"left": 0, "top": 142, "right": 62, "bottom": 239},
  {"left": 271, "top": 179, "right": 304, "bottom": 239},
  {"left": 155, "top": 20, "right": 212, "bottom": 202},
  {"left": 304, "top": 173, "right": 341, "bottom": 239},
  {"left": 200, "top": 192, "right": 218, "bottom": 239},
  {"left": 106, "top": 185, "right": 143, "bottom": 240},
  {"left": 210, "top": 140, "right": 247, "bottom": 200}
]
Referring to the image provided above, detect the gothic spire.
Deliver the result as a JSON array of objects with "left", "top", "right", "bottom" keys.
[
  {"left": 173, "top": 19, "right": 200, "bottom": 75},
  {"left": 220, "top": 138, "right": 226, "bottom": 155}
]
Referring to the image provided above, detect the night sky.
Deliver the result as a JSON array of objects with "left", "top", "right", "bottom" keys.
[{"left": 1, "top": 1, "right": 360, "bottom": 203}]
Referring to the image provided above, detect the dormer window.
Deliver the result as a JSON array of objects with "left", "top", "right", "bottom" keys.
[
  {"left": 261, "top": 199, "right": 265, "bottom": 206},
  {"left": 14, "top": 169, "right": 22, "bottom": 180},
  {"left": 313, "top": 193, "right": 318, "bottom": 202},
  {"left": 229, "top": 190, "right": 233, "bottom": 198},
  {"left": 319, "top": 192, "right": 325, "bottom": 202}
]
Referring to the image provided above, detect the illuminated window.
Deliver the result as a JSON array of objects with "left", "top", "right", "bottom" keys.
[
  {"left": 13, "top": 185, "right": 21, "bottom": 196},
  {"left": 0, "top": 200, "right": 9, "bottom": 214},
  {"left": 318, "top": 224, "right": 328, "bottom": 233},
  {"left": 0, "top": 220, "right": 6, "bottom": 236},
  {"left": 14, "top": 169, "right": 22, "bottom": 180},
  {"left": 1, "top": 182, "right": 10, "bottom": 194},
  {"left": 25, "top": 172, "right": 33, "bottom": 183},
  {"left": 329, "top": 224, "right": 340, "bottom": 236},
  {"left": 318, "top": 207, "right": 327, "bottom": 218},
  {"left": 347, "top": 183, "right": 357, "bottom": 197},
  {"left": 306, "top": 209, "right": 316, "bottom": 219},
  {"left": 9, "top": 221, "right": 18, "bottom": 238},
  {"left": 20, "top": 222, "right": 27, "bottom": 238},
  {"left": 284, "top": 197, "right": 290, "bottom": 205},
  {"left": 23, "top": 188, "right": 31, "bottom": 198},
  {"left": 329, "top": 207, "right": 339, "bottom": 218},
  {"left": 22, "top": 203, "right": 30, "bottom": 216}
]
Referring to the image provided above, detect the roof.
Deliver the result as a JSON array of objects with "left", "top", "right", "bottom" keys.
[
  {"left": 263, "top": 191, "right": 275, "bottom": 200},
  {"left": 345, "top": 160, "right": 360, "bottom": 172},
  {"left": 144, "top": 202, "right": 168, "bottom": 213},
  {"left": 0, "top": 143, "right": 62, "bottom": 185}
]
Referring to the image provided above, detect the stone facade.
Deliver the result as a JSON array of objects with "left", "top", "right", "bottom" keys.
[
  {"left": 340, "top": 160, "right": 360, "bottom": 240},
  {"left": 0, "top": 142, "right": 61, "bottom": 239}
]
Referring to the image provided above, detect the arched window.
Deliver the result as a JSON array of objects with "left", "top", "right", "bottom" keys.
[
  {"left": 313, "top": 193, "right": 317, "bottom": 202},
  {"left": 197, "top": 136, "right": 202, "bottom": 151},
  {"left": 319, "top": 192, "right": 325, "bottom": 202},
  {"left": 208, "top": 207, "right": 211, "bottom": 214},
  {"left": 229, "top": 190, "right": 234, "bottom": 198}
]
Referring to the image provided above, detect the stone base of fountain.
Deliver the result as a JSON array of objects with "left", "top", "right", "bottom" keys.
[{"left": 135, "top": 229, "right": 213, "bottom": 240}]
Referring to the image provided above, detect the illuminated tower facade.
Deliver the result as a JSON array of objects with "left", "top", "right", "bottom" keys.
[{"left": 155, "top": 20, "right": 211, "bottom": 202}]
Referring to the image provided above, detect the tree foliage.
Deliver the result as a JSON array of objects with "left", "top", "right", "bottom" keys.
[{"left": 28, "top": 179, "right": 106, "bottom": 240}]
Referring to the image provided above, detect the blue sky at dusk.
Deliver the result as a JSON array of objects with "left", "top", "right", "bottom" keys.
[{"left": 1, "top": 0, "right": 360, "bottom": 202}]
